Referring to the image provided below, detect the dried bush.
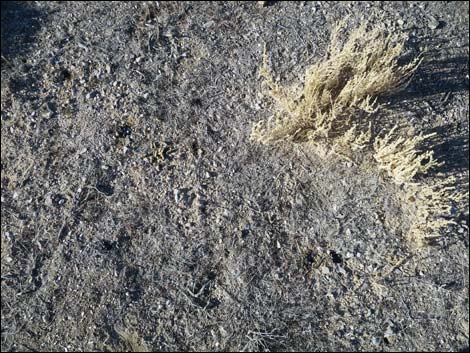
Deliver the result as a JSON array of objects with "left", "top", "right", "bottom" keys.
[
  {"left": 401, "top": 177, "right": 467, "bottom": 245},
  {"left": 373, "top": 126, "right": 466, "bottom": 244},
  {"left": 252, "top": 21, "right": 466, "bottom": 245},
  {"left": 373, "top": 125, "right": 442, "bottom": 185},
  {"left": 251, "top": 22, "right": 421, "bottom": 148}
]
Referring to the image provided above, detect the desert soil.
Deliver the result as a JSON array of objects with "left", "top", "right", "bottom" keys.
[{"left": 1, "top": 1, "right": 469, "bottom": 352}]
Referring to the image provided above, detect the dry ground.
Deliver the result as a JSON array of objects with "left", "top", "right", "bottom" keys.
[{"left": 1, "top": 1, "right": 469, "bottom": 352}]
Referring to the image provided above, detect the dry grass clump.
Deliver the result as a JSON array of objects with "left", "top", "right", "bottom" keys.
[
  {"left": 251, "top": 22, "right": 421, "bottom": 149},
  {"left": 401, "top": 177, "right": 467, "bottom": 245},
  {"left": 112, "top": 326, "right": 151, "bottom": 352},
  {"left": 373, "top": 125, "right": 466, "bottom": 244},
  {"left": 373, "top": 125, "right": 442, "bottom": 184},
  {"left": 252, "top": 21, "right": 465, "bottom": 245}
]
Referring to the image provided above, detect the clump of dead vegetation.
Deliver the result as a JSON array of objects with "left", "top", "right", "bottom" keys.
[
  {"left": 251, "top": 21, "right": 421, "bottom": 151},
  {"left": 253, "top": 21, "right": 466, "bottom": 244},
  {"left": 373, "top": 125, "right": 442, "bottom": 185},
  {"left": 111, "top": 326, "right": 151, "bottom": 352},
  {"left": 373, "top": 125, "right": 466, "bottom": 244},
  {"left": 401, "top": 177, "right": 467, "bottom": 244}
]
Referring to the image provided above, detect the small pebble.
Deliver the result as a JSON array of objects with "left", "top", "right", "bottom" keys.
[
  {"left": 45, "top": 194, "right": 53, "bottom": 206},
  {"left": 87, "top": 91, "right": 99, "bottom": 100},
  {"left": 372, "top": 336, "right": 381, "bottom": 346},
  {"left": 428, "top": 16, "right": 440, "bottom": 30},
  {"left": 173, "top": 189, "right": 181, "bottom": 203},
  {"left": 203, "top": 20, "right": 215, "bottom": 29},
  {"left": 40, "top": 102, "right": 54, "bottom": 118},
  {"left": 337, "top": 265, "right": 347, "bottom": 276}
]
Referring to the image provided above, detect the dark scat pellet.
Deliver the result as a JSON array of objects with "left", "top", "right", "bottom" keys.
[
  {"left": 241, "top": 229, "right": 249, "bottom": 238},
  {"left": 304, "top": 250, "right": 315, "bottom": 266},
  {"left": 117, "top": 125, "right": 132, "bottom": 138},
  {"left": 330, "top": 250, "right": 343, "bottom": 264},
  {"left": 96, "top": 183, "right": 114, "bottom": 196}
]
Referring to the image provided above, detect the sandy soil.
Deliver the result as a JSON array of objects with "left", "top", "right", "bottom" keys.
[{"left": 1, "top": 1, "right": 469, "bottom": 351}]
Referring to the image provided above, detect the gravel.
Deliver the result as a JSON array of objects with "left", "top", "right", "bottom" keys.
[{"left": 1, "top": 1, "right": 469, "bottom": 352}]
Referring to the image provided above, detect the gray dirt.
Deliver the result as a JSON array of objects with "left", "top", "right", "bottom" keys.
[{"left": 1, "top": 1, "right": 469, "bottom": 352}]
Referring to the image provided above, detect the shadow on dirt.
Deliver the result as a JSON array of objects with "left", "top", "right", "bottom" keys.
[
  {"left": 382, "top": 31, "right": 469, "bottom": 114},
  {"left": 412, "top": 52, "right": 470, "bottom": 178},
  {"left": 1, "top": 1, "right": 46, "bottom": 62},
  {"left": 385, "top": 55, "right": 469, "bottom": 115},
  {"left": 410, "top": 56, "right": 469, "bottom": 98},
  {"left": 1, "top": 2, "right": 49, "bottom": 105},
  {"left": 381, "top": 34, "right": 470, "bottom": 178},
  {"left": 426, "top": 124, "right": 469, "bottom": 175}
]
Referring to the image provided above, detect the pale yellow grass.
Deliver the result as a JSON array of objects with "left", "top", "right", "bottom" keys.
[
  {"left": 252, "top": 21, "right": 465, "bottom": 245},
  {"left": 251, "top": 22, "right": 421, "bottom": 148}
]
